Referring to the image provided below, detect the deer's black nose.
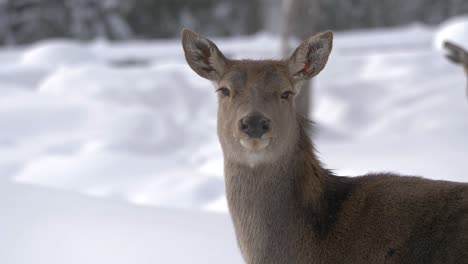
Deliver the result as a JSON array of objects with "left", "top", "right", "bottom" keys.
[{"left": 240, "top": 114, "right": 271, "bottom": 138}]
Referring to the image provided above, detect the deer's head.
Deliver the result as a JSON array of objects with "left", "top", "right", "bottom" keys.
[{"left": 182, "top": 29, "right": 333, "bottom": 166}]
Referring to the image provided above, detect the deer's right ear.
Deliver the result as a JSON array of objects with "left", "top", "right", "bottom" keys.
[
  {"left": 287, "top": 31, "right": 333, "bottom": 81},
  {"left": 182, "top": 29, "right": 227, "bottom": 81}
]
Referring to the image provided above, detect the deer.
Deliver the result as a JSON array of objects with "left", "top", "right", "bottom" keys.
[
  {"left": 444, "top": 40, "right": 468, "bottom": 103},
  {"left": 181, "top": 29, "right": 468, "bottom": 264}
]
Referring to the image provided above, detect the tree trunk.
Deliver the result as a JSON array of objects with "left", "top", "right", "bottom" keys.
[
  {"left": 282, "top": 0, "right": 320, "bottom": 117},
  {"left": 280, "top": 0, "right": 294, "bottom": 58}
]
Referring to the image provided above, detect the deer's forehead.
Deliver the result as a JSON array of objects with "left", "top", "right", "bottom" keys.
[{"left": 222, "top": 63, "right": 290, "bottom": 92}]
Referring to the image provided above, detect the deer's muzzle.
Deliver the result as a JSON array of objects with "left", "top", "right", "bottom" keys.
[{"left": 239, "top": 114, "right": 271, "bottom": 139}]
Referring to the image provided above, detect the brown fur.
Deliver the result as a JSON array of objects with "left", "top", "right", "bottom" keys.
[{"left": 183, "top": 29, "right": 468, "bottom": 264}]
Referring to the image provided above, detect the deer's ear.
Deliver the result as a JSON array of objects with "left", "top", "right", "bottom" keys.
[
  {"left": 444, "top": 41, "right": 467, "bottom": 64},
  {"left": 288, "top": 31, "right": 333, "bottom": 81},
  {"left": 182, "top": 29, "right": 227, "bottom": 81}
]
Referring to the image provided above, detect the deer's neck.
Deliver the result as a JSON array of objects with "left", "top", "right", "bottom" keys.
[{"left": 224, "top": 117, "right": 330, "bottom": 261}]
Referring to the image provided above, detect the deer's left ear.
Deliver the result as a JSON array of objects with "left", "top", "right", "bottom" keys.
[{"left": 288, "top": 31, "right": 333, "bottom": 81}]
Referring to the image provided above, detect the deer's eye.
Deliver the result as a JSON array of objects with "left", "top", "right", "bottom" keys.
[
  {"left": 281, "top": 91, "right": 294, "bottom": 100},
  {"left": 217, "top": 87, "right": 231, "bottom": 97}
]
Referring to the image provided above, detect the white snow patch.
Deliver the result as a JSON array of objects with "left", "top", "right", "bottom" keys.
[
  {"left": 0, "top": 181, "right": 241, "bottom": 264},
  {"left": 434, "top": 15, "right": 468, "bottom": 50},
  {"left": 21, "top": 39, "right": 101, "bottom": 68}
]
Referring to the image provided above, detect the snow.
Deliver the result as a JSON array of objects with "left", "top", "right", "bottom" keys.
[
  {"left": 21, "top": 40, "right": 101, "bottom": 68},
  {"left": 0, "top": 181, "right": 242, "bottom": 264},
  {"left": 1, "top": 19, "right": 468, "bottom": 263},
  {"left": 434, "top": 15, "right": 468, "bottom": 50}
]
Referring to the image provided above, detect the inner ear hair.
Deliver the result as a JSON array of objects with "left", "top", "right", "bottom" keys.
[
  {"left": 288, "top": 31, "right": 333, "bottom": 81},
  {"left": 182, "top": 29, "right": 227, "bottom": 81}
]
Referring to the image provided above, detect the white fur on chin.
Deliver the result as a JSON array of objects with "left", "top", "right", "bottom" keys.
[
  {"left": 239, "top": 138, "right": 271, "bottom": 168},
  {"left": 240, "top": 138, "right": 270, "bottom": 150}
]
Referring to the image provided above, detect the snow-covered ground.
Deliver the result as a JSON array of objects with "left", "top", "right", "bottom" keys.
[
  {"left": 0, "top": 180, "right": 242, "bottom": 264},
  {"left": 1, "top": 19, "right": 468, "bottom": 263}
]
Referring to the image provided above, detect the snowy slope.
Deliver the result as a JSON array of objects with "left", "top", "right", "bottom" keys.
[
  {"left": 0, "top": 181, "right": 242, "bottom": 264},
  {"left": 1, "top": 20, "right": 468, "bottom": 264},
  {"left": 2, "top": 24, "right": 467, "bottom": 212}
]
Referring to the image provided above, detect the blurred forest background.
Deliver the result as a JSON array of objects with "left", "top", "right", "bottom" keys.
[{"left": 1, "top": 0, "right": 468, "bottom": 45}]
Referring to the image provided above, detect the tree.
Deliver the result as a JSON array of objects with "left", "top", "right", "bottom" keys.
[
  {"left": 65, "top": 0, "right": 132, "bottom": 40},
  {"left": 281, "top": 0, "right": 321, "bottom": 117},
  {"left": 3, "top": 0, "right": 69, "bottom": 44}
]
